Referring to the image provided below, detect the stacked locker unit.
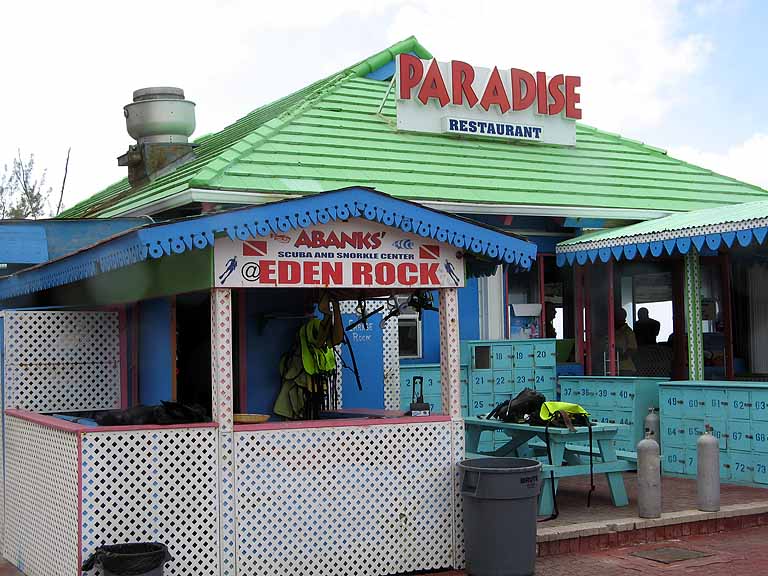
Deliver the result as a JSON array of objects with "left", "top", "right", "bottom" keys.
[
  {"left": 463, "top": 339, "right": 557, "bottom": 452},
  {"left": 659, "top": 380, "right": 768, "bottom": 485},
  {"left": 559, "top": 376, "right": 665, "bottom": 452},
  {"left": 399, "top": 364, "right": 469, "bottom": 416}
]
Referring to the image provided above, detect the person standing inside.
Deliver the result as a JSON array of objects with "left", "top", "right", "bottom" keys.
[
  {"left": 614, "top": 308, "right": 638, "bottom": 375},
  {"left": 635, "top": 307, "right": 661, "bottom": 346}
]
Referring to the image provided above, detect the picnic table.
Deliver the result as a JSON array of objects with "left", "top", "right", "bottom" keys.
[{"left": 464, "top": 417, "right": 636, "bottom": 516}]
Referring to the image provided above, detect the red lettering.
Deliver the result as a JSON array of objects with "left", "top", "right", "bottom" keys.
[
  {"left": 340, "top": 232, "right": 355, "bottom": 248},
  {"left": 451, "top": 60, "right": 478, "bottom": 107},
  {"left": 277, "top": 261, "right": 301, "bottom": 284},
  {"left": 511, "top": 68, "right": 536, "bottom": 111},
  {"left": 352, "top": 262, "right": 373, "bottom": 286},
  {"left": 420, "top": 262, "right": 440, "bottom": 285},
  {"left": 397, "top": 262, "right": 418, "bottom": 286},
  {"left": 565, "top": 75, "right": 582, "bottom": 119},
  {"left": 398, "top": 54, "right": 424, "bottom": 100},
  {"left": 418, "top": 60, "right": 451, "bottom": 107},
  {"left": 295, "top": 230, "right": 311, "bottom": 248},
  {"left": 375, "top": 262, "right": 396, "bottom": 285},
  {"left": 303, "top": 261, "right": 320, "bottom": 285},
  {"left": 321, "top": 261, "right": 343, "bottom": 285},
  {"left": 536, "top": 71, "right": 548, "bottom": 114},
  {"left": 261, "top": 260, "right": 276, "bottom": 284},
  {"left": 479, "top": 67, "right": 510, "bottom": 113},
  {"left": 370, "top": 232, "right": 383, "bottom": 249},
  {"left": 325, "top": 231, "right": 341, "bottom": 248},
  {"left": 310, "top": 230, "right": 324, "bottom": 248},
  {"left": 547, "top": 74, "right": 565, "bottom": 116}
]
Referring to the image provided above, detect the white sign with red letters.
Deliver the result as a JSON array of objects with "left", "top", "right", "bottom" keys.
[
  {"left": 396, "top": 54, "right": 581, "bottom": 146},
  {"left": 214, "top": 219, "right": 465, "bottom": 289}
]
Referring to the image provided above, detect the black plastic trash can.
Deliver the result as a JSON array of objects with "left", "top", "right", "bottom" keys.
[
  {"left": 81, "top": 543, "right": 172, "bottom": 576},
  {"left": 459, "top": 457, "right": 542, "bottom": 576}
]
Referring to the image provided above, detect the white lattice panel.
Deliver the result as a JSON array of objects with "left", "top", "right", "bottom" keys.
[
  {"left": 382, "top": 315, "right": 400, "bottom": 410},
  {"left": 4, "top": 415, "right": 80, "bottom": 576},
  {"left": 451, "top": 419, "right": 466, "bottom": 569},
  {"left": 3, "top": 311, "right": 121, "bottom": 412},
  {"left": 235, "top": 422, "right": 455, "bottom": 576},
  {"left": 439, "top": 289, "right": 463, "bottom": 419},
  {"left": 80, "top": 427, "right": 220, "bottom": 576}
]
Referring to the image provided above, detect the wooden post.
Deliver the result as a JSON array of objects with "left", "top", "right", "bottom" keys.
[
  {"left": 684, "top": 253, "right": 704, "bottom": 380},
  {"left": 720, "top": 254, "right": 735, "bottom": 380},
  {"left": 585, "top": 263, "right": 593, "bottom": 376},
  {"left": 211, "top": 288, "right": 236, "bottom": 576},
  {"left": 607, "top": 260, "right": 617, "bottom": 376},
  {"left": 439, "top": 287, "right": 462, "bottom": 419},
  {"left": 574, "top": 265, "right": 584, "bottom": 369}
]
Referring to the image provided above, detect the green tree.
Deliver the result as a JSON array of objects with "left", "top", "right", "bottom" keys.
[{"left": 7, "top": 152, "right": 51, "bottom": 219}]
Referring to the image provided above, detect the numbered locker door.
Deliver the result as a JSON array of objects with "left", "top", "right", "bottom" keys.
[
  {"left": 661, "top": 418, "right": 685, "bottom": 448},
  {"left": 730, "top": 451, "right": 754, "bottom": 483},
  {"left": 559, "top": 381, "right": 580, "bottom": 404},
  {"left": 492, "top": 345, "right": 513, "bottom": 370},
  {"left": 751, "top": 420, "right": 768, "bottom": 454},
  {"left": 493, "top": 371, "right": 514, "bottom": 394},
  {"left": 595, "top": 379, "right": 615, "bottom": 409},
  {"left": 471, "top": 371, "right": 494, "bottom": 395},
  {"left": 708, "top": 419, "right": 727, "bottom": 450},
  {"left": 512, "top": 342, "right": 535, "bottom": 369},
  {"left": 750, "top": 389, "right": 768, "bottom": 421},
  {"left": 532, "top": 367, "right": 556, "bottom": 398},
  {"left": 616, "top": 381, "right": 635, "bottom": 410},
  {"left": 682, "top": 389, "right": 705, "bottom": 419},
  {"left": 727, "top": 389, "right": 751, "bottom": 420},
  {"left": 753, "top": 453, "right": 768, "bottom": 485},
  {"left": 513, "top": 370, "right": 534, "bottom": 394},
  {"left": 533, "top": 341, "right": 555, "bottom": 367},
  {"left": 704, "top": 388, "right": 727, "bottom": 418},
  {"left": 660, "top": 388, "right": 684, "bottom": 418},
  {"left": 728, "top": 420, "right": 751, "bottom": 451}
]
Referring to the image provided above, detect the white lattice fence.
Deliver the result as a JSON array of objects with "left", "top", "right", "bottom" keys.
[
  {"left": 3, "top": 311, "right": 121, "bottom": 412},
  {"left": 80, "top": 427, "right": 220, "bottom": 576},
  {"left": 235, "top": 421, "right": 455, "bottom": 576},
  {"left": 4, "top": 415, "right": 80, "bottom": 576}
]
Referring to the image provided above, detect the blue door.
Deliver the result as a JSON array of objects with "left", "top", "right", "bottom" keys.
[{"left": 341, "top": 312, "right": 384, "bottom": 408}]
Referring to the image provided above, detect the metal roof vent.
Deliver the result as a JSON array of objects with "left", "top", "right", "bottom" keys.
[
  {"left": 124, "top": 87, "right": 196, "bottom": 144},
  {"left": 118, "top": 87, "right": 197, "bottom": 187}
]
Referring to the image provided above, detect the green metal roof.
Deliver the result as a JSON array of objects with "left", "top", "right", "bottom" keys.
[
  {"left": 556, "top": 198, "right": 768, "bottom": 265},
  {"left": 60, "top": 37, "right": 768, "bottom": 219}
]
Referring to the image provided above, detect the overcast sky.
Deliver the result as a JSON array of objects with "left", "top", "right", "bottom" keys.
[{"left": 1, "top": 0, "right": 766, "bottom": 214}]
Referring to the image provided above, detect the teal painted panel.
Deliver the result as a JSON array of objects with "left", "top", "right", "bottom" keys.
[
  {"left": 684, "top": 420, "right": 705, "bottom": 449},
  {"left": 423, "top": 394, "right": 442, "bottom": 414},
  {"left": 754, "top": 454, "right": 768, "bottom": 484},
  {"left": 684, "top": 449, "right": 698, "bottom": 475},
  {"left": 683, "top": 388, "right": 705, "bottom": 419},
  {"left": 492, "top": 345, "right": 513, "bottom": 370},
  {"left": 751, "top": 421, "right": 768, "bottom": 453},
  {"left": 560, "top": 382, "right": 579, "bottom": 403},
  {"left": 731, "top": 451, "right": 754, "bottom": 483},
  {"left": 533, "top": 341, "right": 555, "bottom": 367},
  {"left": 662, "top": 418, "right": 685, "bottom": 448},
  {"left": 493, "top": 370, "right": 513, "bottom": 393},
  {"left": 534, "top": 367, "right": 556, "bottom": 391},
  {"left": 616, "top": 381, "right": 635, "bottom": 409},
  {"left": 708, "top": 418, "right": 727, "bottom": 450},
  {"left": 471, "top": 371, "right": 493, "bottom": 394},
  {"left": 513, "top": 369, "right": 534, "bottom": 393},
  {"left": 727, "top": 390, "right": 751, "bottom": 419},
  {"left": 660, "top": 388, "right": 684, "bottom": 417},
  {"left": 704, "top": 388, "right": 727, "bottom": 417},
  {"left": 595, "top": 380, "right": 614, "bottom": 408},
  {"left": 512, "top": 342, "right": 534, "bottom": 368},
  {"left": 751, "top": 390, "right": 768, "bottom": 421},
  {"left": 728, "top": 420, "right": 751, "bottom": 451},
  {"left": 470, "top": 394, "right": 493, "bottom": 416},
  {"left": 663, "top": 450, "right": 685, "bottom": 474},
  {"left": 720, "top": 451, "right": 732, "bottom": 480}
]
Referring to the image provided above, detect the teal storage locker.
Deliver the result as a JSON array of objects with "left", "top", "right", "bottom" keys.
[
  {"left": 399, "top": 363, "right": 468, "bottom": 416},
  {"left": 464, "top": 339, "right": 558, "bottom": 418},
  {"left": 558, "top": 376, "right": 666, "bottom": 452},
  {"left": 659, "top": 380, "right": 768, "bottom": 487}
]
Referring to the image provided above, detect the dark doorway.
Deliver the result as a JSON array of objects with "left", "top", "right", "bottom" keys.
[{"left": 176, "top": 292, "right": 212, "bottom": 416}]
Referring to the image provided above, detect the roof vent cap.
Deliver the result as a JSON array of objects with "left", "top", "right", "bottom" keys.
[{"left": 124, "top": 86, "right": 195, "bottom": 144}]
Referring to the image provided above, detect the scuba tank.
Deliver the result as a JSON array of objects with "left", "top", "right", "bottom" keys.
[
  {"left": 637, "top": 432, "right": 661, "bottom": 518},
  {"left": 644, "top": 407, "right": 660, "bottom": 445},
  {"left": 697, "top": 424, "right": 720, "bottom": 512}
]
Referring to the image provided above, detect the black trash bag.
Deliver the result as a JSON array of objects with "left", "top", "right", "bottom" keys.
[
  {"left": 486, "top": 388, "right": 545, "bottom": 423},
  {"left": 82, "top": 543, "right": 172, "bottom": 575}
]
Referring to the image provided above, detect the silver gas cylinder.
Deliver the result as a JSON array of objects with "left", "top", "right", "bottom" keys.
[
  {"left": 697, "top": 424, "right": 720, "bottom": 512},
  {"left": 644, "top": 407, "right": 660, "bottom": 445},
  {"left": 637, "top": 433, "right": 662, "bottom": 518}
]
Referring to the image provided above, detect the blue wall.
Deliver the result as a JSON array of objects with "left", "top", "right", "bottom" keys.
[
  {"left": 401, "top": 278, "right": 480, "bottom": 365},
  {"left": 138, "top": 297, "right": 173, "bottom": 405},
  {"left": 340, "top": 312, "right": 385, "bottom": 409},
  {"left": 244, "top": 290, "right": 307, "bottom": 416}
]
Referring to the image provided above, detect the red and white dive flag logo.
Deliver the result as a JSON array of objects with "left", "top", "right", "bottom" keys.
[
  {"left": 419, "top": 245, "right": 440, "bottom": 259},
  {"left": 243, "top": 240, "right": 268, "bottom": 256}
]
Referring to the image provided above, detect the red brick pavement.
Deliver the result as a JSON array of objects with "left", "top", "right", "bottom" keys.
[{"left": 428, "top": 524, "right": 768, "bottom": 575}]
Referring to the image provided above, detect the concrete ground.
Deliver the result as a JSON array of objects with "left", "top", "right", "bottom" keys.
[
  {"left": 543, "top": 471, "right": 768, "bottom": 527},
  {"left": 432, "top": 524, "right": 768, "bottom": 575}
]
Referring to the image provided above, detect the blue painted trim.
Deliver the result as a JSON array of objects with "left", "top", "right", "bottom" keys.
[
  {"left": 0, "top": 187, "right": 536, "bottom": 300},
  {"left": 138, "top": 298, "right": 173, "bottom": 405},
  {"left": 364, "top": 51, "right": 418, "bottom": 81},
  {"left": 556, "top": 222, "right": 768, "bottom": 267}
]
